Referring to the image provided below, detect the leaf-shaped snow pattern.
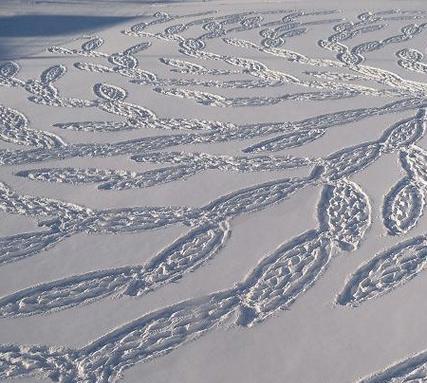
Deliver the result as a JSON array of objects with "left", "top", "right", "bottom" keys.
[
  {"left": 225, "top": 56, "right": 268, "bottom": 72},
  {"left": 0, "top": 230, "right": 69, "bottom": 265},
  {"left": 397, "top": 55, "right": 427, "bottom": 74},
  {"left": 131, "top": 151, "right": 312, "bottom": 171},
  {"left": 0, "top": 62, "right": 19, "bottom": 78},
  {"left": 318, "top": 39, "right": 347, "bottom": 53},
  {"left": 380, "top": 34, "right": 409, "bottom": 45},
  {"left": 0, "top": 267, "right": 138, "bottom": 317},
  {"left": 160, "top": 58, "right": 210, "bottom": 74},
  {"left": 204, "top": 176, "right": 310, "bottom": 219},
  {"left": 47, "top": 46, "right": 74, "bottom": 55},
  {"left": 16, "top": 167, "right": 122, "bottom": 185},
  {"left": 355, "top": 65, "right": 404, "bottom": 88},
  {"left": 131, "top": 151, "right": 198, "bottom": 165},
  {"left": 0, "top": 293, "right": 238, "bottom": 382},
  {"left": 351, "top": 36, "right": 386, "bottom": 56},
  {"left": 356, "top": 23, "right": 386, "bottom": 35},
  {"left": 240, "top": 15, "right": 263, "bottom": 29},
  {"left": 239, "top": 230, "right": 331, "bottom": 326},
  {"left": 202, "top": 20, "right": 222, "bottom": 32},
  {"left": 356, "top": 349, "right": 427, "bottom": 383},
  {"left": 0, "top": 180, "right": 89, "bottom": 219},
  {"left": 400, "top": 145, "right": 427, "bottom": 185},
  {"left": 73, "top": 62, "right": 114, "bottom": 73},
  {"left": 119, "top": 67, "right": 157, "bottom": 82},
  {"left": 242, "top": 129, "right": 326, "bottom": 153},
  {"left": 320, "top": 143, "right": 381, "bottom": 181},
  {"left": 401, "top": 23, "right": 424, "bottom": 36},
  {"left": 129, "top": 22, "right": 149, "bottom": 33},
  {"left": 261, "top": 37, "right": 285, "bottom": 49},
  {"left": 213, "top": 154, "right": 312, "bottom": 172},
  {"left": 108, "top": 54, "right": 138, "bottom": 69},
  {"left": 54, "top": 121, "right": 130, "bottom": 132},
  {"left": 319, "top": 180, "right": 371, "bottom": 250},
  {"left": 337, "top": 51, "right": 363, "bottom": 66},
  {"left": 2, "top": 128, "right": 65, "bottom": 148},
  {"left": 24, "top": 80, "right": 59, "bottom": 103},
  {"left": 222, "top": 38, "right": 258, "bottom": 49},
  {"left": 81, "top": 37, "right": 104, "bottom": 52},
  {"left": 164, "top": 23, "right": 188, "bottom": 35},
  {"left": 304, "top": 70, "right": 365, "bottom": 81},
  {"left": 383, "top": 178, "right": 424, "bottom": 235},
  {"left": 98, "top": 166, "right": 198, "bottom": 190},
  {"left": 79, "top": 290, "right": 239, "bottom": 382},
  {"left": 279, "top": 27, "right": 307, "bottom": 38},
  {"left": 112, "top": 102, "right": 155, "bottom": 122},
  {"left": 274, "top": 22, "right": 301, "bottom": 33},
  {"left": 138, "top": 221, "right": 231, "bottom": 295},
  {"left": 0, "top": 344, "right": 78, "bottom": 381},
  {"left": 179, "top": 38, "right": 206, "bottom": 52},
  {"left": 93, "top": 83, "right": 127, "bottom": 101},
  {"left": 153, "top": 88, "right": 229, "bottom": 107},
  {"left": 396, "top": 47, "right": 424, "bottom": 61},
  {"left": 0, "top": 221, "right": 229, "bottom": 317},
  {"left": 0, "top": 105, "right": 65, "bottom": 148},
  {"left": 40, "top": 65, "right": 66, "bottom": 84},
  {"left": 123, "top": 42, "right": 151, "bottom": 55},
  {"left": 379, "top": 109, "right": 426, "bottom": 152},
  {"left": 92, "top": 205, "right": 197, "bottom": 234},
  {"left": 337, "top": 235, "right": 427, "bottom": 306}
]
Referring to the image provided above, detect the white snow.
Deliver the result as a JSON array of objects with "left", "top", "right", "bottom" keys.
[{"left": 1, "top": 1, "right": 427, "bottom": 382}]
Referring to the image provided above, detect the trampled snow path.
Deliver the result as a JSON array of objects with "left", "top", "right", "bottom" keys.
[{"left": 2, "top": 3, "right": 427, "bottom": 382}]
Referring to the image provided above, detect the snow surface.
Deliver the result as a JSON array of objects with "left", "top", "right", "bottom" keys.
[{"left": 2, "top": 1, "right": 427, "bottom": 382}]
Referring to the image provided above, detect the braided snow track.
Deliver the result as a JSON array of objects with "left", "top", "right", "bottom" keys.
[{"left": 3, "top": 4, "right": 427, "bottom": 383}]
